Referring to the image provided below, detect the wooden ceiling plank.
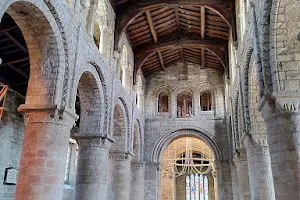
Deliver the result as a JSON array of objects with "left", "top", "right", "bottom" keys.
[
  {"left": 151, "top": 6, "right": 169, "bottom": 17},
  {"left": 183, "top": 49, "right": 201, "bottom": 56},
  {"left": 153, "top": 13, "right": 176, "bottom": 26},
  {"left": 157, "top": 51, "right": 166, "bottom": 71},
  {"left": 145, "top": 10, "right": 158, "bottom": 43},
  {"left": 206, "top": 29, "right": 229, "bottom": 37},
  {"left": 152, "top": 9, "right": 174, "bottom": 21},
  {"left": 206, "top": 24, "right": 229, "bottom": 32},
  {"left": 180, "top": 18, "right": 200, "bottom": 26},
  {"left": 127, "top": 21, "right": 148, "bottom": 32},
  {"left": 181, "top": 5, "right": 201, "bottom": 12},
  {"left": 163, "top": 52, "right": 181, "bottom": 61},
  {"left": 178, "top": 8, "right": 200, "bottom": 17},
  {"left": 179, "top": 12, "right": 199, "bottom": 22},
  {"left": 206, "top": 19, "right": 229, "bottom": 28},
  {"left": 130, "top": 29, "right": 151, "bottom": 40},
  {"left": 133, "top": 38, "right": 153, "bottom": 47},
  {"left": 180, "top": 26, "right": 201, "bottom": 34},
  {"left": 155, "top": 19, "right": 177, "bottom": 30},
  {"left": 132, "top": 33, "right": 152, "bottom": 44},
  {"left": 206, "top": 33, "right": 227, "bottom": 40},
  {"left": 156, "top": 25, "right": 177, "bottom": 35},
  {"left": 200, "top": 6, "right": 205, "bottom": 39},
  {"left": 164, "top": 55, "right": 181, "bottom": 63},
  {"left": 162, "top": 49, "right": 180, "bottom": 58},
  {"left": 206, "top": 15, "right": 226, "bottom": 23},
  {"left": 4, "top": 32, "right": 27, "bottom": 53}
]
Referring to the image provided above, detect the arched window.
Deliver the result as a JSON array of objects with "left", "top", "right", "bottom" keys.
[
  {"left": 93, "top": 22, "right": 101, "bottom": 49},
  {"left": 186, "top": 174, "right": 209, "bottom": 200},
  {"left": 158, "top": 93, "right": 169, "bottom": 112},
  {"left": 177, "top": 92, "right": 192, "bottom": 118},
  {"left": 200, "top": 91, "right": 212, "bottom": 111}
]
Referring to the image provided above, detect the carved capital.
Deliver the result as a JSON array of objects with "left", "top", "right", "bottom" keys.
[
  {"left": 110, "top": 151, "right": 133, "bottom": 161},
  {"left": 18, "top": 104, "right": 78, "bottom": 128},
  {"left": 243, "top": 134, "right": 268, "bottom": 148},
  {"left": 76, "top": 136, "right": 113, "bottom": 149},
  {"left": 131, "top": 161, "right": 145, "bottom": 171}
]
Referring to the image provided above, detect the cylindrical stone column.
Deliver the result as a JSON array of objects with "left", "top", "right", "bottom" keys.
[
  {"left": 230, "top": 162, "right": 240, "bottom": 200},
  {"left": 264, "top": 111, "right": 300, "bottom": 200},
  {"left": 130, "top": 162, "right": 145, "bottom": 200},
  {"left": 244, "top": 136, "right": 275, "bottom": 200},
  {"left": 100, "top": 25, "right": 107, "bottom": 53},
  {"left": 110, "top": 152, "right": 132, "bottom": 200},
  {"left": 234, "top": 150, "right": 251, "bottom": 200},
  {"left": 170, "top": 93, "right": 176, "bottom": 118},
  {"left": 14, "top": 106, "right": 76, "bottom": 200},
  {"left": 74, "top": 137, "right": 112, "bottom": 200}
]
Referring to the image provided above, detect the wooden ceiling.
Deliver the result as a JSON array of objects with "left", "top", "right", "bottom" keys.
[
  {"left": 0, "top": 13, "right": 29, "bottom": 96},
  {"left": 114, "top": 0, "right": 234, "bottom": 78}
]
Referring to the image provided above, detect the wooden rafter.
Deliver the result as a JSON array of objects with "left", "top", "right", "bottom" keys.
[
  {"left": 200, "top": 6, "right": 206, "bottom": 39},
  {"left": 201, "top": 47, "right": 205, "bottom": 68},
  {"left": 145, "top": 10, "right": 158, "bottom": 43},
  {"left": 157, "top": 51, "right": 165, "bottom": 71}
]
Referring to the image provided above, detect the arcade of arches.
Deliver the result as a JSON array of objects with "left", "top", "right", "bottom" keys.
[{"left": 0, "top": 0, "right": 299, "bottom": 200}]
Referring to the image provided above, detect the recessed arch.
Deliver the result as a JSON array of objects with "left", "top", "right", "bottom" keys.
[
  {"left": 152, "top": 128, "right": 222, "bottom": 163},
  {"left": 1, "top": 1, "right": 66, "bottom": 106}
]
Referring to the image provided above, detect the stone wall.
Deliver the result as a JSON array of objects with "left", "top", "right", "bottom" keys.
[{"left": 0, "top": 90, "right": 24, "bottom": 200}]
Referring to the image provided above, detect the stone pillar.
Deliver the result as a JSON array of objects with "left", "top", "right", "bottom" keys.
[
  {"left": 100, "top": 25, "right": 107, "bottom": 54},
  {"left": 194, "top": 92, "right": 200, "bottom": 116},
  {"left": 207, "top": 173, "right": 215, "bottom": 200},
  {"left": 244, "top": 135, "right": 275, "bottom": 200},
  {"left": 14, "top": 105, "right": 76, "bottom": 200},
  {"left": 170, "top": 93, "right": 176, "bottom": 118},
  {"left": 86, "top": 1, "right": 97, "bottom": 37},
  {"left": 130, "top": 162, "right": 145, "bottom": 200},
  {"left": 262, "top": 103, "right": 300, "bottom": 200},
  {"left": 230, "top": 162, "right": 240, "bottom": 200},
  {"left": 233, "top": 150, "right": 251, "bottom": 200},
  {"left": 110, "top": 152, "right": 132, "bottom": 200},
  {"left": 144, "top": 162, "right": 160, "bottom": 200},
  {"left": 74, "top": 137, "right": 112, "bottom": 200},
  {"left": 215, "top": 160, "right": 233, "bottom": 200}
]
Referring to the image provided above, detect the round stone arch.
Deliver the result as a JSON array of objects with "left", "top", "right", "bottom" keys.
[
  {"left": 153, "top": 85, "right": 172, "bottom": 114},
  {"left": 243, "top": 50, "right": 268, "bottom": 143},
  {"left": 173, "top": 84, "right": 195, "bottom": 96},
  {"left": 152, "top": 127, "right": 222, "bottom": 163},
  {"left": 74, "top": 66, "right": 105, "bottom": 136},
  {"left": 132, "top": 119, "right": 143, "bottom": 161},
  {"left": 0, "top": 0, "right": 67, "bottom": 106},
  {"left": 111, "top": 98, "right": 130, "bottom": 152},
  {"left": 196, "top": 82, "right": 217, "bottom": 112}
]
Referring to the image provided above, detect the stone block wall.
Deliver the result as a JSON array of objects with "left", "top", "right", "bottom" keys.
[{"left": 0, "top": 90, "right": 24, "bottom": 200}]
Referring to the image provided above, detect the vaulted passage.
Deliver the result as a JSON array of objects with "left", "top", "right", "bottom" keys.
[{"left": 0, "top": 0, "right": 300, "bottom": 200}]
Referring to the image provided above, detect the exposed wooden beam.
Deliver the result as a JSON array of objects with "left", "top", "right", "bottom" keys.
[
  {"left": 0, "top": 25, "right": 18, "bottom": 33},
  {"left": 180, "top": 48, "right": 184, "bottom": 62},
  {"left": 157, "top": 51, "right": 165, "bottom": 71},
  {"left": 201, "top": 6, "right": 206, "bottom": 39},
  {"left": 4, "top": 32, "right": 27, "bottom": 53},
  {"left": 145, "top": 10, "right": 158, "bottom": 43},
  {"left": 0, "top": 57, "right": 29, "bottom": 68},
  {"left": 8, "top": 64, "right": 29, "bottom": 79},
  {"left": 201, "top": 47, "right": 205, "bottom": 68},
  {"left": 175, "top": 7, "right": 181, "bottom": 31}
]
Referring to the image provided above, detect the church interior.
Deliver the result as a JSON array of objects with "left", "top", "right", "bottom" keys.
[{"left": 0, "top": 0, "right": 300, "bottom": 200}]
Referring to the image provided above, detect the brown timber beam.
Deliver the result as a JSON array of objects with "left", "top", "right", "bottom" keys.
[
  {"left": 157, "top": 51, "right": 165, "bottom": 70},
  {"left": 200, "top": 6, "right": 206, "bottom": 39},
  {"left": 145, "top": 10, "right": 158, "bottom": 43}
]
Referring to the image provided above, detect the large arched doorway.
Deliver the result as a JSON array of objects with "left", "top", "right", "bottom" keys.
[{"left": 160, "top": 136, "right": 216, "bottom": 200}]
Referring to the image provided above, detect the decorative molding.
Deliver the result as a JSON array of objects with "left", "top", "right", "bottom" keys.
[
  {"left": 88, "top": 61, "right": 109, "bottom": 135},
  {"left": 76, "top": 136, "right": 113, "bottom": 149},
  {"left": 44, "top": 1, "right": 71, "bottom": 109},
  {"left": 131, "top": 162, "right": 146, "bottom": 171},
  {"left": 110, "top": 151, "right": 133, "bottom": 161}
]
